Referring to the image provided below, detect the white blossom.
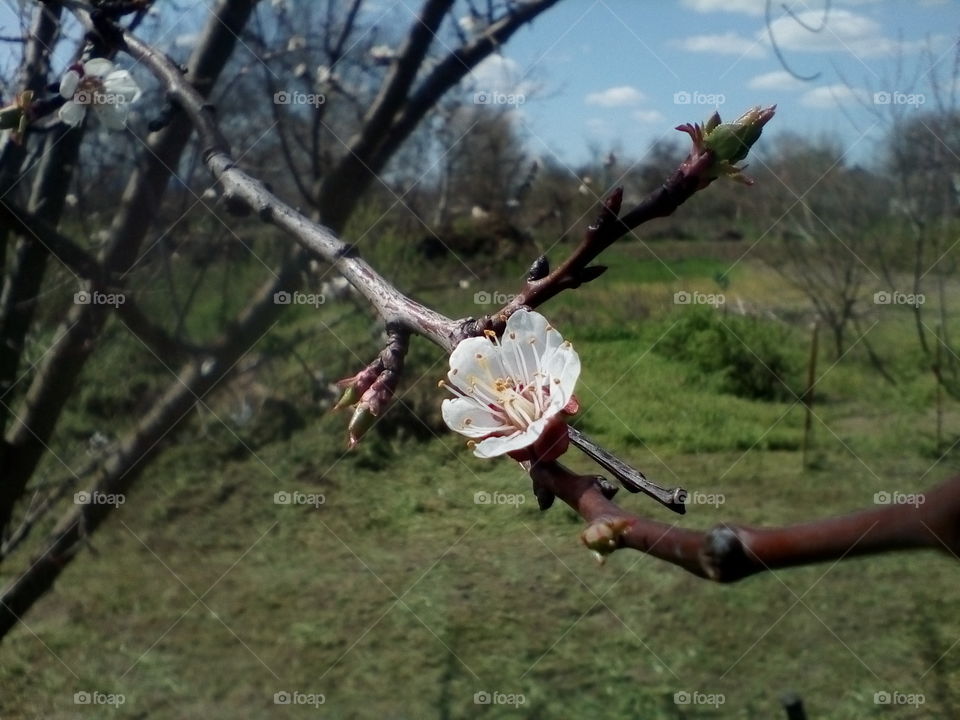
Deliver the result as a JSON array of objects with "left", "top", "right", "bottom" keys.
[
  {"left": 441, "top": 309, "right": 580, "bottom": 460},
  {"left": 369, "top": 45, "right": 397, "bottom": 64},
  {"left": 58, "top": 59, "right": 141, "bottom": 130}
]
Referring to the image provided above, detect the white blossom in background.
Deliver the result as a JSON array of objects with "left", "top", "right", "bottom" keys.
[
  {"left": 320, "top": 276, "right": 353, "bottom": 301},
  {"left": 470, "top": 204, "right": 490, "bottom": 221},
  {"left": 458, "top": 13, "right": 483, "bottom": 37},
  {"left": 369, "top": 45, "right": 397, "bottom": 64},
  {"left": 316, "top": 65, "right": 332, "bottom": 83},
  {"left": 441, "top": 309, "right": 580, "bottom": 461},
  {"left": 59, "top": 59, "right": 142, "bottom": 130}
]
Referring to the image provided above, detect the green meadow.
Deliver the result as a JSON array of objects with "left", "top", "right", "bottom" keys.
[{"left": 2, "top": 237, "right": 957, "bottom": 720}]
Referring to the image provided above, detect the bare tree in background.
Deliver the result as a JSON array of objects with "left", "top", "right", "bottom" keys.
[
  {"left": 757, "top": 134, "right": 888, "bottom": 358},
  {"left": 0, "top": 0, "right": 560, "bottom": 636},
  {"left": 848, "top": 40, "right": 960, "bottom": 394}
]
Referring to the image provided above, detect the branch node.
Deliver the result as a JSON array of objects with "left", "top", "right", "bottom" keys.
[
  {"left": 700, "top": 524, "right": 751, "bottom": 582},
  {"left": 526, "top": 255, "right": 549, "bottom": 282},
  {"left": 531, "top": 474, "right": 555, "bottom": 510},
  {"left": 581, "top": 517, "right": 632, "bottom": 564},
  {"left": 576, "top": 265, "right": 607, "bottom": 286},
  {"left": 592, "top": 475, "right": 619, "bottom": 500}
]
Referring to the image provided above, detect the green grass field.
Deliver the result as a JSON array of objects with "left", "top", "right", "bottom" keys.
[{"left": 2, "top": 243, "right": 958, "bottom": 719}]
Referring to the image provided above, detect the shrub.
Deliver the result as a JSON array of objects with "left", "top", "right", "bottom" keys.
[{"left": 657, "top": 307, "right": 802, "bottom": 401}]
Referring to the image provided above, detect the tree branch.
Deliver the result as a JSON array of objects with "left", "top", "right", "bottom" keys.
[
  {"left": 462, "top": 106, "right": 776, "bottom": 338},
  {"left": 316, "top": 0, "right": 562, "bottom": 230},
  {"left": 532, "top": 462, "right": 960, "bottom": 580},
  {"left": 116, "top": 26, "right": 462, "bottom": 350}
]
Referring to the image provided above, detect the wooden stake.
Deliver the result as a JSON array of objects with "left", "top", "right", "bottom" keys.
[
  {"left": 935, "top": 323, "right": 943, "bottom": 454},
  {"left": 802, "top": 322, "right": 819, "bottom": 468}
]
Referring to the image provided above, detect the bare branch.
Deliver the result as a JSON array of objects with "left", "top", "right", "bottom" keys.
[
  {"left": 532, "top": 462, "right": 960, "bottom": 581},
  {"left": 117, "top": 26, "right": 462, "bottom": 349},
  {"left": 317, "top": 0, "right": 562, "bottom": 230}
]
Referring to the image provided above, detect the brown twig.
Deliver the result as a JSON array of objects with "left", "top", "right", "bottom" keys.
[
  {"left": 566, "top": 426, "right": 687, "bottom": 513},
  {"left": 532, "top": 461, "right": 960, "bottom": 580},
  {"left": 459, "top": 147, "right": 714, "bottom": 339}
]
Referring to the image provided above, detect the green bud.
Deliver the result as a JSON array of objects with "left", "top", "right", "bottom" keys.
[
  {"left": 333, "top": 384, "right": 359, "bottom": 411},
  {"left": 704, "top": 110, "right": 721, "bottom": 133},
  {"left": 704, "top": 106, "right": 775, "bottom": 165},
  {"left": 1, "top": 91, "right": 31, "bottom": 125},
  {"left": 1, "top": 91, "right": 33, "bottom": 143},
  {"left": 347, "top": 403, "right": 377, "bottom": 449}
]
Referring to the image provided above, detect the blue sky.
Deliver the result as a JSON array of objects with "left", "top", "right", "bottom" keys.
[
  {"left": 2, "top": 0, "right": 957, "bottom": 169},
  {"left": 464, "top": 0, "right": 959, "bottom": 167}
]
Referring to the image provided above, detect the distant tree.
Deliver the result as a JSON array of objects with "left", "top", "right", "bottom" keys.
[
  {"left": 756, "top": 134, "right": 888, "bottom": 358},
  {"left": 852, "top": 40, "right": 960, "bottom": 396}
]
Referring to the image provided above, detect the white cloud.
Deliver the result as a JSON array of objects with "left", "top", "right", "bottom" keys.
[
  {"left": 677, "top": 0, "right": 942, "bottom": 68},
  {"left": 763, "top": 9, "right": 925, "bottom": 58},
  {"left": 747, "top": 70, "right": 807, "bottom": 91},
  {"left": 173, "top": 33, "right": 198, "bottom": 48},
  {"left": 680, "top": 0, "right": 765, "bottom": 15},
  {"left": 676, "top": 32, "right": 765, "bottom": 58},
  {"left": 632, "top": 109, "right": 666, "bottom": 125},
  {"left": 800, "top": 83, "right": 868, "bottom": 108},
  {"left": 585, "top": 85, "right": 646, "bottom": 107},
  {"left": 683, "top": 0, "right": 884, "bottom": 12},
  {"left": 469, "top": 55, "right": 537, "bottom": 97}
]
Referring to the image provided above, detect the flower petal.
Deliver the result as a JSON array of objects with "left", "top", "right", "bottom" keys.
[
  {"left": 496, "top": 310, "right": 545, "bottom": 379},
  {"left": 103, "top": 70, "right": 142, "bottom": 104},
  {"left": 441, "top": 397, "right": 509, "bottom": 438},
  {"left": 499, "top": 326, "right": 539, "bottom": 381},
  {"left": 504, "top": 308, "right": 547, "bottom": 336},
  {"left": 83, "top": 58, "right": 115, "bottom": 78},
  {"left": 94, "top": 101, "right": 129, "bottom": 130},
  {"left": 59, "top": 70, "right": 80, "bottom": 99},
  {"left": 502, "top": 309, "right": 566, "bottom": 380},
  {"left": 543, "top": 340, "right": 580, "bottom": 410},
  {"left": 58, "top": 101, "right": 86, "bottom": 127},
  {"left": 509, "top": 309, "right": 564, "bottom": 355},
  {"left": 446, "top": 335, "right": 499, "bottom": 390},
  {"left": 473, "top": 418, "right": 548, "bottom": 458}
]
